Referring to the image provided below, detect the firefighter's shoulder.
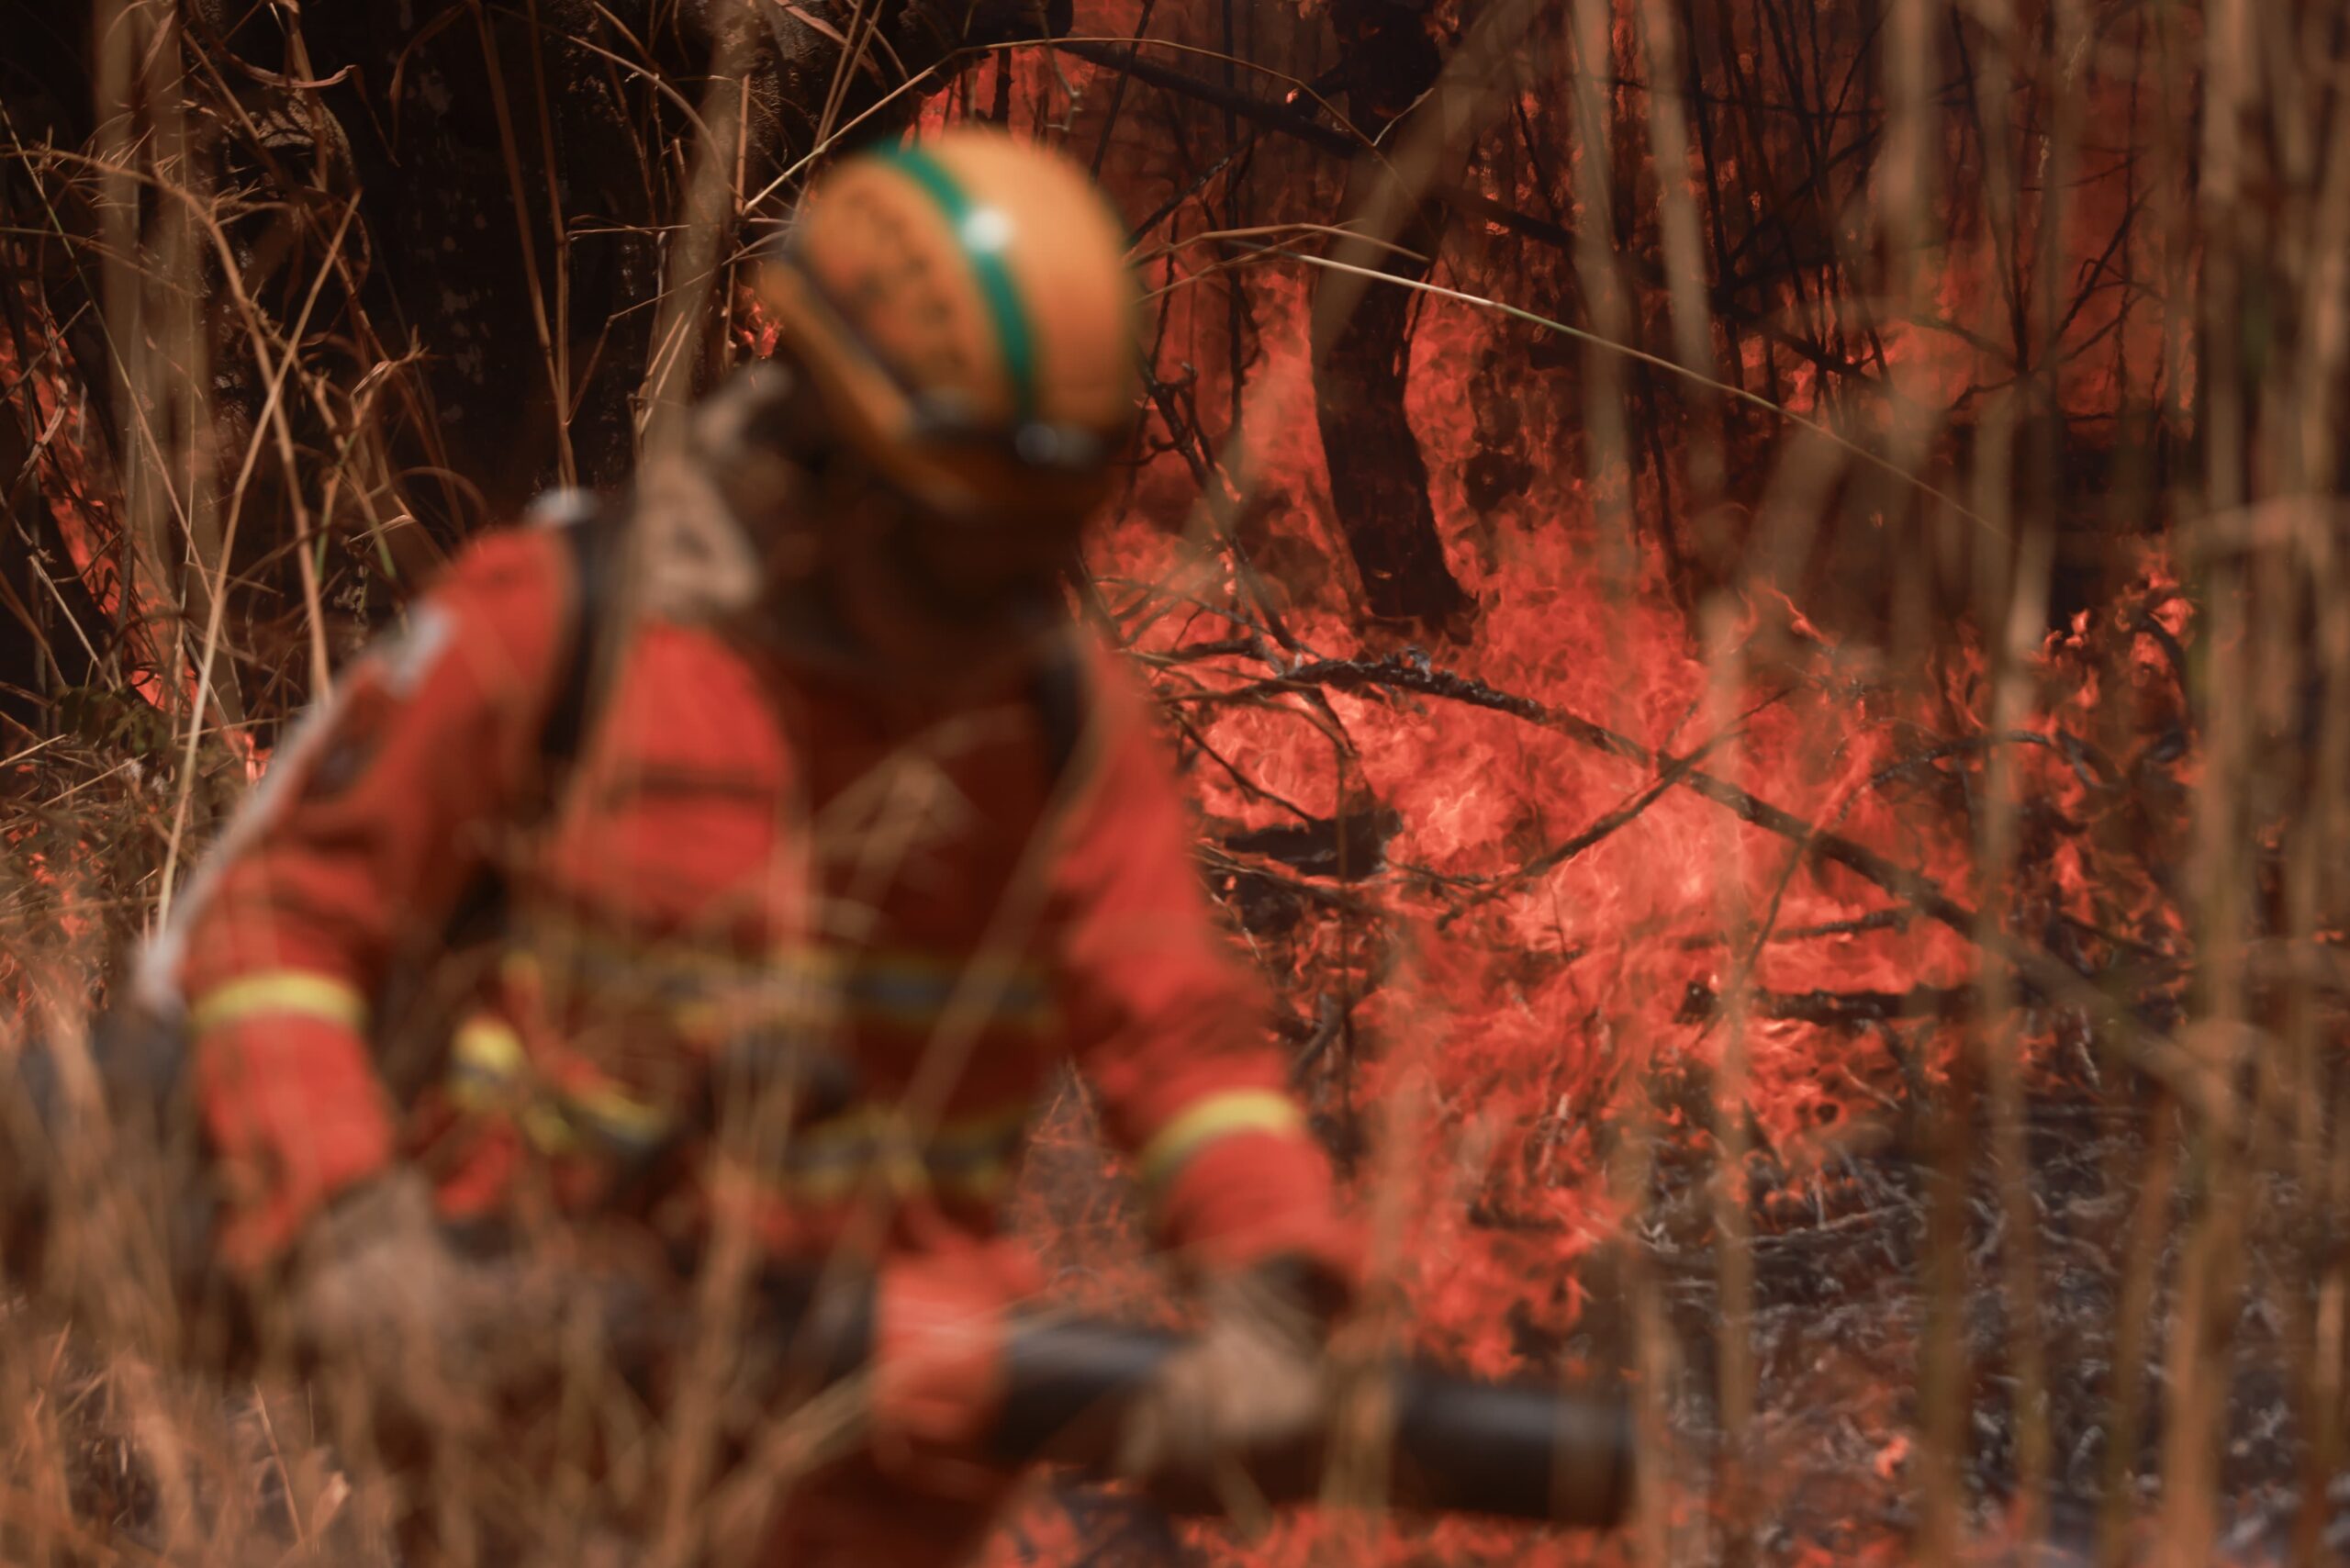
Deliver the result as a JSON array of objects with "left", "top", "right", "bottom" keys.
[
  {"left": 436, "top": 496, "right": 591, "bottom": 611},
  {"left": 402, "top": 502, "right": 594, "bottom": 688}
]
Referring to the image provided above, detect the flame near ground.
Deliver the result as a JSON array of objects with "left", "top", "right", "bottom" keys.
[{"left": 982, "top": 263, "right": 2239, "bottom": 1564}]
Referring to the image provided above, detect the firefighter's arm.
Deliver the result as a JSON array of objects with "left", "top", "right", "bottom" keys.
[
  {"left": 162, "top": 529, "right": 574, "bottom": 1271},
  {"left": 1048, "top": 646, "right": 1354, "bottom": 1287}
]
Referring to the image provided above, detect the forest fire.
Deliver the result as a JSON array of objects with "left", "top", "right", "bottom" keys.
[
  {"left": 994, "top": 266, "right": 2215, "bottom": 1562},
  {"left": 3, "top": 0, "right": 2345, "bottom": 1565}
]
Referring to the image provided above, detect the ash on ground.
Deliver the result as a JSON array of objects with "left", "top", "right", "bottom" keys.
[{"left": 1596, "top": 1059, "right": 2348, "bottom": 1566}]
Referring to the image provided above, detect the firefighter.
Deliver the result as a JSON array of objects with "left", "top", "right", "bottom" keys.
[{"left": 147, "top": 129, "right": 1356, "bottom": 1560}]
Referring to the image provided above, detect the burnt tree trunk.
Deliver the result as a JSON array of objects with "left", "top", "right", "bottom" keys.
[{"left": 1307, "top": 0, "right": 1469, "bottom": 633}]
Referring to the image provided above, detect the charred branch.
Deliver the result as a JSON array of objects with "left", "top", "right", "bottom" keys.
[
  {"left": 1054, "top": 39, "right": 1581, "bottom": 256},
  {"left": 1675, "top": 980, "right": 1975, "bottom": 1027},
  {"left": 1222, "top": 804, "right": 1402, "bottom": 881},
  {"left": 1180, "top": 651, "right": 2217, "bottom": 1112},
  {"left": 1189, "top": 650, "right": 1974, "bottom": 927}
]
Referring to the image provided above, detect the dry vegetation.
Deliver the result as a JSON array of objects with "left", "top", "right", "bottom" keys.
[{"left": 3, "top": 0, "right": 2348, "bottom": 1563}]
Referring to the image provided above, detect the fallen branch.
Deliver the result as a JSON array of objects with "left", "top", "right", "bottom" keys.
[
  {"left": 1180, "top": 652, "right": 1983, "bottom": 924},
  {"left": 1175, "top": 653, "right": 2223, "bottom": 1124}
]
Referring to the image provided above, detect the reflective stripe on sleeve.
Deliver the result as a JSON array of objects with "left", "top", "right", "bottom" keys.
[
  {"left": 448, "top": 1015, "right": 528, "bottom": 1093},
  {"left": 445, "top": 1008, "right": 1028, "bottom": 1196},
  {"left": 448, "top": 1016, "right": 670, "bottom": 1158},
  {"left": 189, "top": 969, "right": 369, "bottom": 1036},
  {"left": 561, "top": 1077, "right": 672, "bottom": 1154},
  {"left": 1134, "top": 1088, "right": 1305, "bottom": 1196},
  {"left": 757, "top": 1101, "right": 1031, "bottom": 1204}
]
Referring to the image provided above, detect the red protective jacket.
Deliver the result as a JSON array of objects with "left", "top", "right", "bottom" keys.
[{"left": 164, "top": 519, "right": 1348, "bottom": 1417}]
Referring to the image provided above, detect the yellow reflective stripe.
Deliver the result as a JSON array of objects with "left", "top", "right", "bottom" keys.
[
  {"left": 755, "top": 1099, "right": 1030, "bottom": 1202},
  {"left": 925, "top": 1159, "right": 1016, "bottom": 1202},
  {"left": 935, "top": 1100, "right": 1034, "bottom": 1148},
  {"left": 773, "top": 1151, "right": 927, "bottom": 1204},
  {"left": 446, "top": 1014, "right": 1026, "bottom": 1183},
  {"left": 447, "top": 1017, "right": 527, "bottom": 1115},
  {"left": 792, "top": 1100, "right": 1030, "bottom": 1151},
  {"left": 562, "top": 1081, "right": 670, "bottom": 1148},
  {"left": 764, "top": 1151, "right": 1014, "bottom": 1204},
  {"left": 1136, "top": 1089, "right": 1305, "bottom": 1195},
  {"left": 452, "top": 1016, "right": 527, "bottom": 1077},
  {"left": 954, "top": 1166, "right": 1014, "bottom": 1200},
  {"left": 520, "top": 1104, "right": 580, "bottom": 1154},
  {"left": 509, "top": 913, "right": 1058, "bottom": 1036},
  {"left": 190, "top": 970, "right": 368, "bottom": 1035},
  {"left": 447, "top": 1018, "right": 669, "bottom": 1153}
]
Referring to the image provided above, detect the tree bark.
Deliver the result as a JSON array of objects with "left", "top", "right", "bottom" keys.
[{"left": 1306, "top": 0, "right": 1469, "bottom": 632}]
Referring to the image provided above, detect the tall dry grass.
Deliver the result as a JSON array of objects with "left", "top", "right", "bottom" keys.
[{"left": 0, "top": 0, "right": 2345, "bottom": 1564}]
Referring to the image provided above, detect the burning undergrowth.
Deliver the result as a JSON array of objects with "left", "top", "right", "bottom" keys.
[{"left": 991, "top": 235, "right": 2333, "bottom": 1559}]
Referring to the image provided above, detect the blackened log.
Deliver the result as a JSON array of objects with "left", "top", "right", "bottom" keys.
[{"left": 1313, "top": 237, "right": 1470, "bottom": 628}]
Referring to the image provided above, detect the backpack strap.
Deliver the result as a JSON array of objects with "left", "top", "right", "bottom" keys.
[
  {"left": 431, "top": 494, "right": 625, "bottom": 954},
  {"left": 534, "top": 491, "right": 628, "bottom": 778}
]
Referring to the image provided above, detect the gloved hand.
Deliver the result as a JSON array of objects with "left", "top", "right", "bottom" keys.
[
  {"left": 280, "top": 1170, "right": 554, "bottom": 1436},
  {"left": 1114, "top": 1260, "right": 1347, "bottom": 1495}
]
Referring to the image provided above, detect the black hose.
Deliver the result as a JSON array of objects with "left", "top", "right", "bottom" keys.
[{"left": 990, "top": 1315, "right": 1632, "bottom": 1528}]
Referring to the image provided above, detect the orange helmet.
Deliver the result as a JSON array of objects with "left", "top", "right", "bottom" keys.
[{"left": 755, "top": 129, "right": 1143, "bottom": 529}]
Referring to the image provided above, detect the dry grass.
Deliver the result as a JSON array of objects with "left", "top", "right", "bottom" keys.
[{"left": 3, "top": 0, "right": 2347, "bottom": 1563}]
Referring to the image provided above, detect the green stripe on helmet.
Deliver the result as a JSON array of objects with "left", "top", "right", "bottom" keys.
[{"left": 882, "top": 143, "right": 1040, "bottom": 427}]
